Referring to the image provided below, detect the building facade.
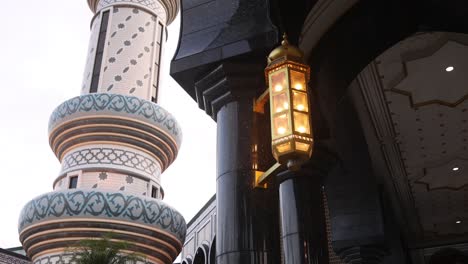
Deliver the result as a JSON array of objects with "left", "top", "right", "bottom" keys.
[
  {"left": 17, "top": 1, "right": 186, "bottom": 263},
  {"left": 171, "top": 0, "right": 468, "bottom": 264}
]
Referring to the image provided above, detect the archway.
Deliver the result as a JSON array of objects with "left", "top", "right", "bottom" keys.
[
  {"left": 208, "top": 237, "right": 216, "bottom": 264},
  {"left": 193, "top": 243, "right": 210, "bottom": 264}
]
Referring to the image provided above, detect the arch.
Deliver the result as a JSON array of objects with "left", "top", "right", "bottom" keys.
[
  {"left": 299, "top": 0, "right": 468, "bottom": 258},
  {"left": 208, "top": 237, "right": 216, "bottom": 264},
  {"left": 193, "top": 242, "right": 210, "bottom": 264},
  {"left": 182, "top": 255, "right": 193, "bottom": 264}
]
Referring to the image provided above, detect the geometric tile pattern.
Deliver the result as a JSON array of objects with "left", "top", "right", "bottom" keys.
[
  {"left": 18, "top": 189, "right": 187, "bottom": 241},
  {"left": 60, "top": 147, "right": 161, "bottom": 179}
]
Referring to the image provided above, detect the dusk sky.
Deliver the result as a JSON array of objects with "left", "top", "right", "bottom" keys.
[{"left": 0, "top": 0, "right": 216, "bottom": 248}]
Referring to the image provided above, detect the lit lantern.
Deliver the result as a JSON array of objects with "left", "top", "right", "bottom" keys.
[{"left": 265, "top": 34, "right": 313, "bottom": 167}]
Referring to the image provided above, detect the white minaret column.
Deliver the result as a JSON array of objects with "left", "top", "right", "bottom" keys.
[
  {"left": 82, "top": 0, "right": 176, "bottom": 101},
  {"left": 18, "top": 1, "right": 185, "bottom": 264}
]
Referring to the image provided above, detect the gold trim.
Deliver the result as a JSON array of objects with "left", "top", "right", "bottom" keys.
[
  {"left": 253, "top": 89, "right": 270, "bottom": 114},
  {"left": 31, "top": 247, "right": 68, "bottom": 261},
  {"left": 254, "top": 163, "right": 283, "bottom": 188},
  {"left": 53, "top": 132, "right": 170, "bottom": 168},
  {"left": 20, "top": 218, "right": 183, "bottom": 248},
  {"left": 50, "top": 123, "right": 175, "bottom": 161},
  {"left": 23, "top": 227, "right": 178, "bottom": 254},
  {"left": 28, "top": 237, "right": 173, "bottom": 262},
  {"left": 32, "top": 247, "right": 163, "bottom": 264},
  {"left": 49, "top": 115, "right": 179, "bottom": 148}
]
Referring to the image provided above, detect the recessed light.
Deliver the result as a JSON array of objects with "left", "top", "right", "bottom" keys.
[
  {"left": 446, "top": 66, "right": 454, "bottom": 72},
  {"left": 456, "top": 220, "right": 462, "bottom": 224},
  {"left": 453, "top": 167, "right": 460, "bottom": 171}
]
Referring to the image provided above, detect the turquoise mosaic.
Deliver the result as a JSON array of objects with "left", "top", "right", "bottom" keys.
[
  {"left": 19, "top": 189, "right": 186, "bottom": 242},
  {"left": 48, "top": 93, "right": 182, "bottom": 146}
]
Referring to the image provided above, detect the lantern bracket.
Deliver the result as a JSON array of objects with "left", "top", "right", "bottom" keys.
[
  {"left": 253, "top": 89, "right": 269, "bottom": 114},
  {"left": 254, "top": 162, "right": 284, "bottom": 188}
]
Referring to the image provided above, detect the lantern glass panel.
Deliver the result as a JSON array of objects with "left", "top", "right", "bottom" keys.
[
  {"left": 295, "top": 142, "right": 310, "bottom": 152},
  {"left": 290, "top": 70, "right": 306, "bottom": 91},
  {"left": 276, "top": 142, "right": 291, "bottom": 153},
  {"left": 293, "top": 111, "right": 310, "bottom": 134},
  {"left": 273, "top": 113, "right": 290, "bottom": 138},
  {"left": 292, "top": 91, "right": 308, "bottom": 112},
  {"left": 270, "top": 68, "right": 288, "bottom": 93},
  {"left": 272, "top": 92, "right": 289, "bottom": 113}
]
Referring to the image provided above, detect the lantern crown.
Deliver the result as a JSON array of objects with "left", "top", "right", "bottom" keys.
[{"left": 267, "top": 33, "right": 304, "bottom": 64}]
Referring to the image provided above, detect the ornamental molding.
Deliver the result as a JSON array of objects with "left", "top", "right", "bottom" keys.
[
  {"left": 89, "top": 0, "right": 179, "bottom": 25},
  {"left": 48, "top": 93, "right": 182, "bottom": 146},
  {"left": 300, "top": 0, "right": 359, "bottom": 59},
  {"left": 19, "top": 189, "right": 186, "bottom": 242},
  {"left": 350, "top": 61, "right": 422, "bottom": 236}
]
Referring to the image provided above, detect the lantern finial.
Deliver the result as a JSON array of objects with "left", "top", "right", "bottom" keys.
[{"left": 267, "top": 33, "right": 304, "bottom": 64}]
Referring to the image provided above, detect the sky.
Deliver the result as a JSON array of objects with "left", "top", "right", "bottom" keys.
[{"left": 0, "top": 0, "right": 216, "bottom": 248}]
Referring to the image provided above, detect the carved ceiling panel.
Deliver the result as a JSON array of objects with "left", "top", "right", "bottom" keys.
[{"left": 355, "top": 32, "right": 468, "bottom": 240}]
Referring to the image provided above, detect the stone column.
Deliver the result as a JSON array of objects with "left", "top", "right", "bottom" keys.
[
  {"left": 277, "top": 148, "right": 334, "bottom": 264},
  {"left": 195, "top": 62, "right": 281, "bottom": 264}
]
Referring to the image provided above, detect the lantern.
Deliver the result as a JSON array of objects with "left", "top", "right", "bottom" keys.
[{"left": 265, "top": 34, "right": 313, "bottom": 168}]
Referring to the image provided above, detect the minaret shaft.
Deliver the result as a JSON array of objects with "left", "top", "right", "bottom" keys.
[
  {"left": 18, "top": 1, "right": 184, "bottom": 263},
  {"left": 81, "top": 2, "right": 167, "bottom": 102}
]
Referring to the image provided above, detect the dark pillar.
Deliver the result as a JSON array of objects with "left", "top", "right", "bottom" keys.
[
  {"left": 325, "top": 95, "right": 388, "bottom": 264},
  {"left": 195, "top": 62, "right": 280, "bottom": 264},
  {"left": 277, "top": 149, "right": 334, "bottom": 264}
]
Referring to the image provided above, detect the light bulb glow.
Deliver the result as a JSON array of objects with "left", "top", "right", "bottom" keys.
[
  {"left": 295, "top": 83, "right": 303, "bottom": 90},
  {"left": 283, "top": 102, "right": 289, "bottom": 109},
  {"left": 275, "top": 84, "right": 283, "bottom": 92},
  {"left": 456, "top": 220, "right": 462, "bottom": 224},
  {"left": 446, "top": 66, "right": 454, "bottom": 72},
  {"left": 297, "top": 126, "right": 306, "bottom": 133},
  {"left": 453, "top": 167, "right": 460, "bottom": 171},
  {"left": 297, "top": 104, "right": 304, "bottom": 111},
  {"left": 278, "top": 127, "right": 286, "bottom": 135}
]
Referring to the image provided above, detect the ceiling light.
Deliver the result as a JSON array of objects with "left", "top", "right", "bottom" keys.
[
  {"left": 456, "top": 220, "right": 462, "bottom": 224},
  {"left": 453, "top": 167, "right": 460, "bottom": 171},
  {"left": 446, "top": 66, "right": 454, "bottom": 72}
]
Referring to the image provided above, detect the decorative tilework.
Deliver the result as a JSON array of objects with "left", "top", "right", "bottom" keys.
[
  {"left": 48, "top": 93, "right": 182, "bottom": 146},
  {"left": 19, "top": 189, "right": 186, "bottom": 241},
  {"left": 60, "top": 147, "right": 161, "bottom": 179},
  {"left": 99, "top": 8, "right": 158, "bottom": 97}
]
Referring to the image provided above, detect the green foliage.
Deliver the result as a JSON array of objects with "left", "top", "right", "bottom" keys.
[{"left": 68, "top": 234, "right": 143, "bottom": 264}]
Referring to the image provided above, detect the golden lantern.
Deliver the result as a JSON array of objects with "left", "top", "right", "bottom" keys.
[{"left": 265, "top": 34, "right": 313, "bottom": 168}]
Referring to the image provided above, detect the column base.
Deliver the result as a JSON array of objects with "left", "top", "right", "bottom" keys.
[{"left": 336, "top": 245, "right": 387, "bottom": 264}]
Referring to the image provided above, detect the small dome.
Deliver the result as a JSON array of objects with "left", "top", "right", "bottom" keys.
[{"left": 268, "top": 34, "right": 304, "bottom": 64}]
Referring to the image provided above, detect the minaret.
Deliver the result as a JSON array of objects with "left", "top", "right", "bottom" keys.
[{"left": 18, "top": 0, "right": 185, "bottom": 263}]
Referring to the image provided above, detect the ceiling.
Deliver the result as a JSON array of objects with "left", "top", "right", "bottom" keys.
[{"left": 352, "top": 32, "right": 468, "bottom": 243}]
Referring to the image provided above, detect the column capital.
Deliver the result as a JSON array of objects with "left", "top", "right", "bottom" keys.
[
  {"left": 277, "top": 145, "right": 338, "bottom": 184},
  {"left": 194, "top": 62, "right": 266, "bottom": 121}
]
